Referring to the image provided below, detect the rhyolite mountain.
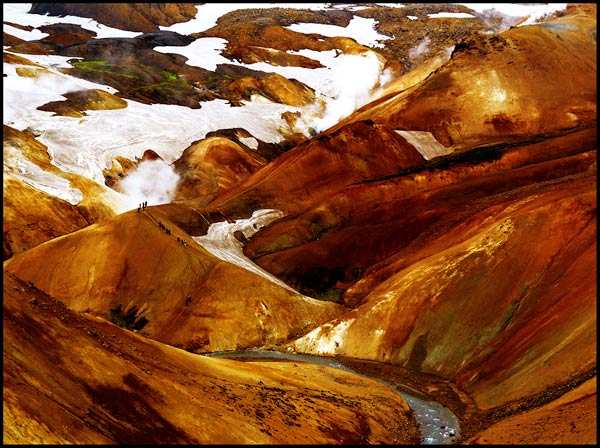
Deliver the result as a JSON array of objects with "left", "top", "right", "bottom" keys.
[{"left": 3, "top": 3, "right": 596, "bottom": 445}]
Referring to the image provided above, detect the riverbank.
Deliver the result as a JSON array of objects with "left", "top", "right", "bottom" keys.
[
  {"left": 220, "top": 352, "right": 596, "bottom": 444},
  {"left": 326, "top": 356, "right": 596, "bottom": 444}
]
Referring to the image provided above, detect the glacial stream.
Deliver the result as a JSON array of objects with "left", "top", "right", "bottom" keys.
[
  {"left": 194, "top": 210, "right": 460, "bottom": 444},
  {"left": 205, "top": 349, "right": 460, "bottom": 445}
]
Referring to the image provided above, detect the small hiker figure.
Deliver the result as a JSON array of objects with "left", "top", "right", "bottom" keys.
[
  {"left": 137, "top": 205, "right": 141, "bottom": 213},
  {"left": 185, "top": 294, "right": 192, "bottom": 306},
  {"left": 143, "top": 200, "right": 147, "bottom": 209}
]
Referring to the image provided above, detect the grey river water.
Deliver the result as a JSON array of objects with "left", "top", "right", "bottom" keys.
[
  {"left": 205, "top": 349, "right": 460, "bottom": 444},
  {"left": 195, "top": 211, "right": 460, "bottom": 443}
]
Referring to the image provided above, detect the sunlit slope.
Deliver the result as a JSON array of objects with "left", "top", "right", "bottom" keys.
[
  {"left": 172, "top": 136, "right": 264, "bottom": 200},
  {"left": 244, "top": 128, "right": 596, "bottom": 300},
  {"left": 332, "top": 7, "right": 596, "bottom": 151},
  {"left": 3, "top": 271, "right": 417, "bottom": 444},
  {"left": 285, "top": 167, "right": 596, "bottom": 409},
  {"left": 3, "top": 175, "right": 89, "bottom": 260},
  {"left": 3, "top": 125, "right": 121, "bottom": 259},
  {"left": 202, "top": 5, "right": 595, "bottom": 223},
  {"left": 3, "top": 206, "right": 345, "bottom": 353},
  {"left": 204, "top": 120, "right": 426, "bottom": 217}
]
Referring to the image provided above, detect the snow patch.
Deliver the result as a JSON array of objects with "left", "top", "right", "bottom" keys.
[
  {"left": 394, "top": 130, "right": 453, "bottom": 160},
  {"left": 194, "top": 209, "right": 307, "bottom": 295},
  {"left": 291, "top": 319, "right": 355, "bottom": 355},
  {"left": 238, "top": 136, "right": 259, "bottom": 150},
  {"left": 4, "top": 146, "right": 83, "bottom": 205}
]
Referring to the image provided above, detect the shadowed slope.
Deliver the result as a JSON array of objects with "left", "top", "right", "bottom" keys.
[
  {"left": 3, "top": 271, "right": 418, "bottom": 444},
  {"left": 3, "top": 206, "right": 345, "bottom": 353},
  {"left": 465, "top": 377, "right": 596, "bottom": 444},
  {"left": 28, "top": 3, "right": 199, "bottom": 33}
]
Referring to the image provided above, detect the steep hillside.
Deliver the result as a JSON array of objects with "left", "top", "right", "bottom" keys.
[
  {"left": 3, "top": 271, "right": 418, "bottom": 444},
  {"left": 172, "top": 137, "right": 264, "bottom": 200},
  {"left": 3, "top": 206, "right": 345, "bottom": 353},
  {"left": 3, "top": 125, "right": 121, "bottom": 255},
  {"left": 244, "top": 128, "right": 596, "bottom": 300},
  {"left": 332, "top": 7, "right": 596, "bottom": 150},
  {"left": 200, "top": 120, "right": 426, "bottom": 217},
  {"left": 3, "top": 175, "right": 89, "bottom": 260},
  {"left": 28, "top": 3, "right": 199, "bottom": 33},
  {"left": 3, "top": 3, "right": 596, "bottom": 445}
]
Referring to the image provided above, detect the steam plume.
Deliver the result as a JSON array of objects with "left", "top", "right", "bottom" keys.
[
  {"left": 303, "top": 51, "right": 389, "bottom": 134},
  {"left": 408, "top": 36, "right": 431, "bottom": 65},
  {"left": 118, "top": 159, "right": 180, "bottom": 210}
]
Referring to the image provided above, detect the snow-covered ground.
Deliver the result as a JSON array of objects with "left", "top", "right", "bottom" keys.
[
  {"left": 3, "top": 3, "right": 568, "bottom": 212},
  {"left": 192, "top": 209, "right": 301, "bottom": 294}
]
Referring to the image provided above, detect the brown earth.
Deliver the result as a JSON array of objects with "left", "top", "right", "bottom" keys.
[
  {"left": 334, "top": 8, "right": 597, "bottom": 149},
  {"left": 3, "top": 206, "right": 347, "bottom": 353},
  {"left": 2, "top": 176, "right": 89, "bottom": 260},
  {"left": 200, "top": 120, "right": 427, "bottom": 217},
  {"left": 244, "top": 128, "right": 596, "bottom": 300},
  {"left": 3, "top": 270, "right": 419, "bottom": 444},
  {"left": 36, "top": 89, "right": 128, "bottom": 118},
  {"left": 172, "top": 137, "right": 264, "bottom": 200},
  {"left": 3, "top": 4, "right": 596, "bottom": 445},
  {"left": 9, "top": 3, "right": 514, "bottom": 113},
  {"left": 28, "top": 3, "right": 199, "bottom": 33},
  {"left": 3, "top": 125, "right": 118, "bottom": 256}
]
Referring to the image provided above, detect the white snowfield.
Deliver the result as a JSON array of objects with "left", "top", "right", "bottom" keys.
[
  {"left": 3, "top": 3, "right": 567, "bottom": 211},
  {"left": 193, "top": 209, "right": 322, "bottom": 301}
]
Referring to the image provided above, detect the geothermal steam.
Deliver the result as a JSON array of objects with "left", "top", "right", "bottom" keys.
[
  {"left": 118, "top": 159, "right": 180, "bottom": 210},
  {"left": 300, "top": 51, "right": 392, "bottom": 135}
]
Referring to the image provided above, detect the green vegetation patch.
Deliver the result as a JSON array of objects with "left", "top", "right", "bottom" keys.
[
  {"left": 71, "top": 59, "right": 140, "bottom": 79},
  {"left": 315, "top": 287, "right": 345, "bottom": 303},
  {"left": 109, "top": 303, "right": 149, "bottom": 331}
]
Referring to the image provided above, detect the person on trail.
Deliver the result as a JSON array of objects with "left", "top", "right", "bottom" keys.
[
  {"left": 137, "top": 205, "right": 141, "bottom": 213},
  {"left": 185, "top": 294, "right": 192, "bottom": 306}
]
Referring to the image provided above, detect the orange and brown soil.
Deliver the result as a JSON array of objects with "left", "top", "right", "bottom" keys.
[
  {"left": 4, "top": 269, "right": 595, "bottom": 445},
  {"left": 3, "top": 271, "right": 419, "bottom": 445},
  {"left": 36, "top": 89, "right": 128, "bottom": 118},
  {"left": 28, "top": 3, "right": 199, "bottom": 33},
  {"left": 3, "top": 4, "right": 596, "bottom": 445}
]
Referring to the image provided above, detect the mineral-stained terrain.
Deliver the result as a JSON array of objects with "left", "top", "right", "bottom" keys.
[{"left": 3, "top": 3, "right": 596, "bottom": 445}]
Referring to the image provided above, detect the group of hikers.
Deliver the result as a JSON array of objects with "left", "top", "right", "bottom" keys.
[
  {"left": 157, "top": 221, "right": 187, "bottom": 246},
  {"left": 158, "top": 221, "right": 171, "bottom": 235},
  {"left": 137, "top": 201, "right": 148, "bottom": 213}
]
